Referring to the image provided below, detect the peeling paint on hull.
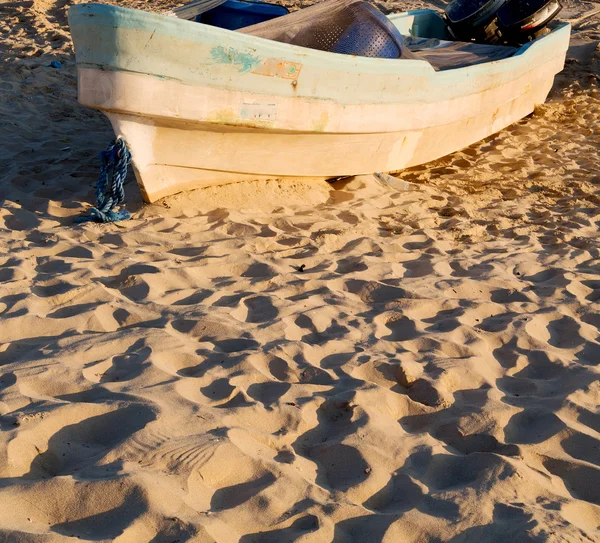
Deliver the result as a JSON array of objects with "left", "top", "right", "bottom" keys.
[{"left": 210, "top": 45, "right": 261, "bottom": 73}]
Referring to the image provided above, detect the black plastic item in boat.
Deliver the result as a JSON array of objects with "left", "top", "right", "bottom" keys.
[
  {"left": 496, "top": 0, "right": 562, "bottom": 43},
  {"left": 444, "top": 0, "right": 507, "bottom": 41},
  {"left": 196, "top": 0, "right": 288, "bottom": 30}
]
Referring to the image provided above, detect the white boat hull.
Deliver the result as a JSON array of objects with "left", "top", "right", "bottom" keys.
[{"left": 70, "top": 5, "right": 571, "bottom": 202}]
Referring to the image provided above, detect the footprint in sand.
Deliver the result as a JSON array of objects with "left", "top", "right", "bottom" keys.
[
  {"left": 239, "top": 515, "right": 319, "bottom": 543},
  {"left": 543, "top": 457, "right": 600, "bottom": 506},
  {"left": 504, "top": 408, "right": 566, "bottom": 445},
  {"left": 8, "top": 403, "right": 155, "bottom": 479},
  {"left": 381, "top": 314, "right": 420, "bottom": 342},
  {"left": 241, "top": 295, "right": 279, "bottom": 324}
]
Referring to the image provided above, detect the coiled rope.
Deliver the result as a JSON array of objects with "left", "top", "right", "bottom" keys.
[{"left": 75, "top": 138, "right": 132, "bottom": 224}]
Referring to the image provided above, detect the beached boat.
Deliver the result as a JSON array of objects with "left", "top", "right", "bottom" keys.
[{"left": 68, "top": 1, "right": 570, "bottom": 203}]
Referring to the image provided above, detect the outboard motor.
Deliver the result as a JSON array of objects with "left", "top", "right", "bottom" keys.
[
  {"left": 496, "top": 0, "right": 562, "bottom": 44},
  {"left": 445, "top": 0, "right": 562, "bottom": 45},
  {"left": 444, "top": 0, "right": 507, "bottom": 42}
]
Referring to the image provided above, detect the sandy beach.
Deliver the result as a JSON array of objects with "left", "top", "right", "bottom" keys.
[{"left": 1, "top": 0, "right": 599, "bottom": 541}]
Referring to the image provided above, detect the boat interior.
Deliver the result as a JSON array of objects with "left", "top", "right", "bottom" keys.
[{"left": 170, "top": 0, "right": 561, "bottom": 71}]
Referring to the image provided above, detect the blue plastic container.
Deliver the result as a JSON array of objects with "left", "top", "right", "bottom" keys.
[{"left": 196, "top": 0, "right": 289, "bottom": 30}]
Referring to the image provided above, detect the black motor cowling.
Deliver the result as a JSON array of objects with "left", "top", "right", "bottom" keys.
[
  {"left": 444, "top": 0, "right": 506, "bottom": 42},
  {"left": 444, "top": 0, "right": 562, "bottom": 45},
  {"left": 497, "top": 0, "right": 562, "bottom": 43}
]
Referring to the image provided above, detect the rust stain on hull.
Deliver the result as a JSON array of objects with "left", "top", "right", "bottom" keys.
[{"left": 252, "top": 59, "right": 302, "bottom": 80}]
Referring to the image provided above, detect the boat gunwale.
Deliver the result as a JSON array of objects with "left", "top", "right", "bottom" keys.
[{"left": 68, "top": 3, "right": 571, "bottom": 79}]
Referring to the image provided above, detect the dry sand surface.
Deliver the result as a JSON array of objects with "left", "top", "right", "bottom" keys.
[{"left": 1, "top": 0, "right": 600, "bottom": 541}]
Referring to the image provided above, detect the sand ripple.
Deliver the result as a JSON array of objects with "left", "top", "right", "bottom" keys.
[{"left": 0, "top": 0, "right": 599, "bottom": 541}]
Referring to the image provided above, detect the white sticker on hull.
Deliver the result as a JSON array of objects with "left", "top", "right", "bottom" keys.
[{"left": 240, "top": 100, "right": 277, "bottom": 121}]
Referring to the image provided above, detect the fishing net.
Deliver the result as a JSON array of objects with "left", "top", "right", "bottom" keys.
[
  {"left": 409, "top": 38, "right": 517, "bottom": 70},
  {"left": 239, "top": 0, "right": 418, "bottom": 60}
]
